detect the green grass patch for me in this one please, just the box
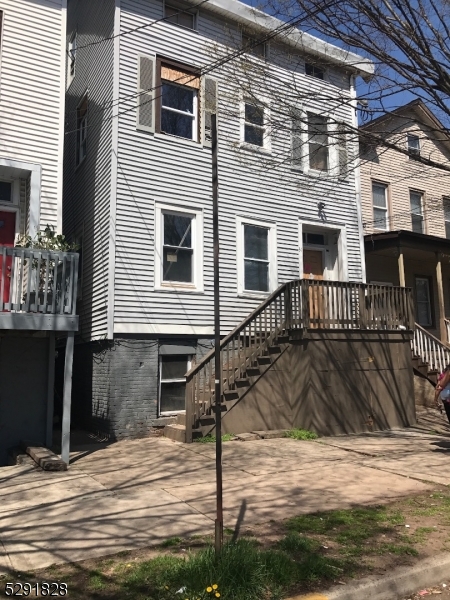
[160,537,182,548]
[194,433,235,443]
[284,429,318,440]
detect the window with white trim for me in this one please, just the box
[155,205,203,290]
[160,354,191,413]
[243,100,266,148]
[410,190,424,233]
[237,218,276,295]
[159,63,199,141]
[407,133,420,157]
[76,95,88,166]
[0,181,12,204]
[372,182,388,230]
[307,112,328,171]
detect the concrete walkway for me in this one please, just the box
[1,408,450,573]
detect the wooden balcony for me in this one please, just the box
[0,246,79,331]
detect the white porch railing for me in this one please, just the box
[412,323,450,375]
[0,247,79,316]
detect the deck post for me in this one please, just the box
[45,332,56,448]
[61,331,75,466]
[436,252,447,343]
[398,245,406,287]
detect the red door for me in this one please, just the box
[0,211,16,305]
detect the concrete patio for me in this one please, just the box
[1,408,450,574]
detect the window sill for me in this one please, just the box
[238,291,272,300]
[155,284,204,294]
[239,143,271,155]
[155,132,203,149]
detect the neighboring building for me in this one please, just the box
[0,1,78,465]
[360,100,450,344]
[64,0,382,440]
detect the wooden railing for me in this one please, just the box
[185,280,413,441]
[412,323,450,375]
[445,318,450,345]
[0,247,79,315]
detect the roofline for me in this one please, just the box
[192,0,374,78]
[364,229,450,252]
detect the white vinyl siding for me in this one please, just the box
[112,0,364,335]
[0,0,66,230]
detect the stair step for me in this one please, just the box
[246,366,261,376]
[257,356,272,365]
[235,378,250,388]
[268,345,282,354]
[199,415,216,425]
[164,424,186,443]
[223,390,240,401]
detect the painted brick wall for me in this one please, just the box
[71,337,214,439]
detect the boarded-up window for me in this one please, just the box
[137,54,156,133]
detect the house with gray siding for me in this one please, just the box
[0,0,78,466]
[64,0,376,439]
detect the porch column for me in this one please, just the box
[61,331,75,466]
[436,252,447,342]
[398,245,406,287]
[45,332,56,448]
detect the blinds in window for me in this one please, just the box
[202,77,218,147]
[137,54,156,132]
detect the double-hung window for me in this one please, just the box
[159,64,199,141]
[407,133,420,157]
[410,190,424,233]
[243,101,266,148]
[305,63,324,80]
[164,2,196,29]
[76,95,88,166]
[242,34,266,58]
[372,183,388,230]
[307,112,328,171]
[155,205,203,290]
[237,218,276,295]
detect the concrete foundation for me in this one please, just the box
[219,331,416,437]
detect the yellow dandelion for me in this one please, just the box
[212,584,218,590]
[206,586,213,593]
[215,593,220,598]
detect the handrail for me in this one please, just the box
[412,322,450,375]
[0,246,79,316]
[187,282,288,378]
[184,279,414,441]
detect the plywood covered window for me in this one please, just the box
[159,63,199,141]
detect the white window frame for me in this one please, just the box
[159,354,192,415]
[304,61,327,81]
[0,178,19,207]
[296,110,338,176]
[372,181,389,231]
[67,31,77,88]
[155,202,203,292]
[240,97,271,152]
[236,216,277,297]
[160,79,198,142]
[163,0,198,30]
[410,190,425,233]
[407,132,421,157]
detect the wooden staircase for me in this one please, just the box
[411,323,450,384]
[164,279,415,443]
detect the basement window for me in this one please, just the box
[159,355,191,414]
